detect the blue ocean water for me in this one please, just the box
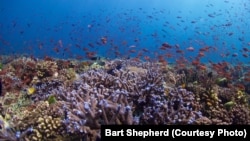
[0,0,249,64]
[0,2,250,138]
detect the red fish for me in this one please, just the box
[101,37,107,44]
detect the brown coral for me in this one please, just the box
[13,101,66,141]
[36,60,58,80]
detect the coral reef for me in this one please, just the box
[0,57,250,140]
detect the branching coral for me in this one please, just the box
[140,86,203,125]
[13,101,67,141]
[37,59,207,140]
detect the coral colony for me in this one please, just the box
[0,56,249,141]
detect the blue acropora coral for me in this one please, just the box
[0,57,249,140]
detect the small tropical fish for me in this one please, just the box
[101,37,107,44]
[58,40,63,48]
[129,45,136,48]
[232,53,238,57]
[242,53,248,58]
[27,87,36,95]
[186,46,194,51]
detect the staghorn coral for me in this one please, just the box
[31,80,63,102]
[42,59,207,140]
[139,85,203,125]
[49,69,134,140]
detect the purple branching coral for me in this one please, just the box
[0,117,33,141]
[159,87,202,124]
[45,59,205,139]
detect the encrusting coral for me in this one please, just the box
[36,60,58,80]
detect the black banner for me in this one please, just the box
[101,125,250,141]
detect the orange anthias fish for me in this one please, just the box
[101,37,107,44]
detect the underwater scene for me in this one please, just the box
[0,0,250,140]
